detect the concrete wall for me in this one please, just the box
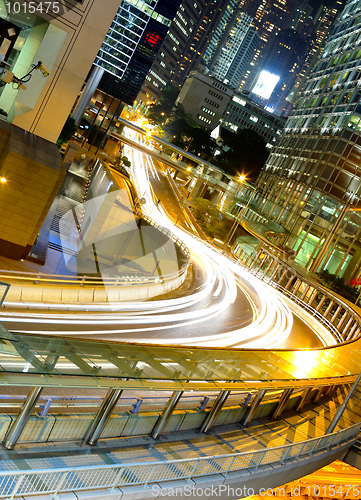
[11,0,121,144]
[4,273,186,306]
[0,123,66,259]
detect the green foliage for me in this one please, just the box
[215,128,269,180]
[113,155,131,176]
[146,85,180,126]
[57,115,77,148]
[317,269,360,305]
[190,197,230,240]
[146,85,216,159]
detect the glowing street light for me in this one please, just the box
[0,177,6,183]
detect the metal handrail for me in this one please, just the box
[236,244,361,345]
[0,422,358,499]
[0,208,189,291]
[0,267,187,287]
[135,208,191,267]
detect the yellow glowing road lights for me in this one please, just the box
[239,175,246,182]
[0,177,6,183]
[146,131,152,137]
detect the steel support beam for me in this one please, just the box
[313,386,326,403]
[300,285,310,301]
[315,295,327,312]
[3,387,43,449]
[151,391,183,440]
[346,322,358,341]
[326,373,361,434]
[295,387,312,412]
[272,389,293,419]
[200,390,230,433]
[241,389,266,427]
[330,306,342,324]
[324,300,335,318]
[83,389,123,446]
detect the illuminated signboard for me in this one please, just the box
[252,70,280,99]
[145,31,161,47]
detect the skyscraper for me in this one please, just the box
[138,0,230,103]
[74,0,182,122]
[248,0,361,282]
[281,1,343,115]
[205,9,258,89]
[251,23,315,115]
[238,0,299,91]
[96,0,182,105]
[171,0,230,89]
[202,0,239,69]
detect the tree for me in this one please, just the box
[146,85,180,126]
[190,198,232,240]
[146,84,216,159]
[57,115,77,148]
[317,269,360,305]
[113,155,131,176]
[187,127,216,160]
[215,128,269,180]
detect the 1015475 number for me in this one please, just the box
[5,2,60,14]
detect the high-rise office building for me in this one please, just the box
[282,1,343,115]
[202,0,239,69]
[74,0,182,122]
[96,0,181,105]
[138,0,230,103]
[247,0,361,282]
[170,0,230,89]
[138,0,218,104]
[238,0,299,91]
[251,24,315,116]
[205,10,258,89]
[302,2,344,83]
[287,0,313,30]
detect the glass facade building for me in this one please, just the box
[244,0,361,282]
[94,0,181,105]
[206,10,258,89]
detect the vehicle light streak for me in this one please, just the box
[0,135,304,348]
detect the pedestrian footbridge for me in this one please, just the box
[0,246,361,499]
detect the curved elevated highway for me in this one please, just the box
[0,133,360,498]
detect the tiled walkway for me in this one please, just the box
[0,385,358,473]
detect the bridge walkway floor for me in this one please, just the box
[0,385,358,472]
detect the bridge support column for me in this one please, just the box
[326,374,361,434]
[83,389,123,446]
[200,390,230,433]
[241,390,266,427]
[273,389,293,419]
[3,387,43,450]
[151,391,183,440]
[295,387,312,412]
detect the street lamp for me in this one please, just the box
[223,180,257,250]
